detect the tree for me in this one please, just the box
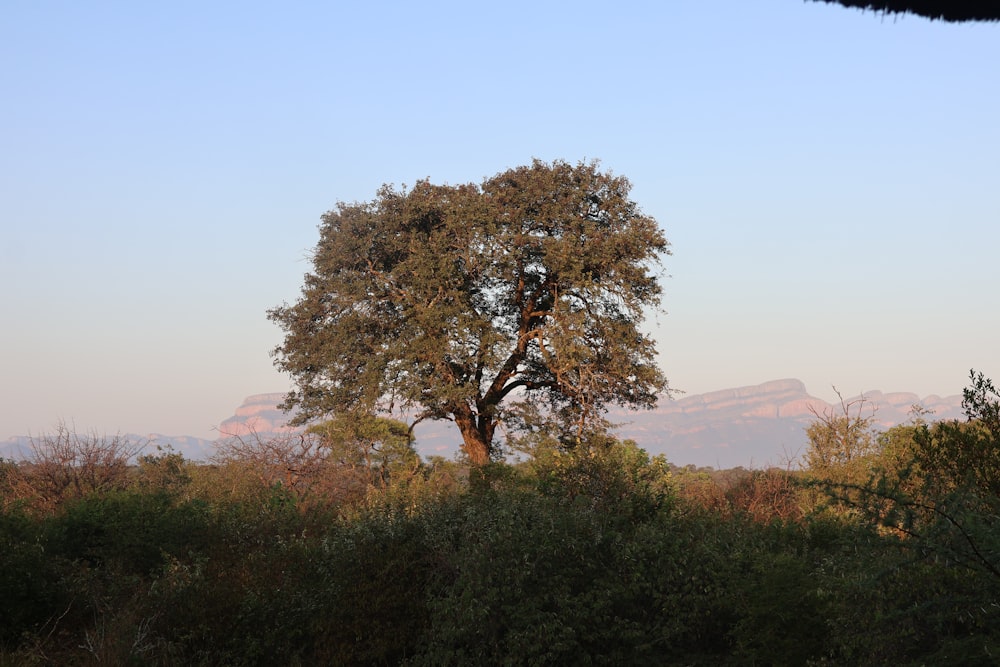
[18,423,144,511]
[853,371,1000,581]
[269,160,670,466]
[915,370,1000,498]
[308,414,420,491]
[804,389,878,485]
[213,429,332,500]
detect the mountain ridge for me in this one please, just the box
[1,380,965,469]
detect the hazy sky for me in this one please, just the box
[2,1,997,441]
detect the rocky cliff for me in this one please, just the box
[216,393,299,438]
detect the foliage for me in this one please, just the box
[15,423,145,512]
[269,159,670,465]
[856,371,1000,582]
[804,390,879,487]
[523,432,675,524]
[914,371,1000,497]
[806,371,1000,663]
[308,414,421,491]
[5,411,1000,664]
[415,489,630,665]
[134,445,192,496]
[43,491,212,576]
[723,468,804,523]
[0,505,67,648]
[0,458,31,513]
[213,430,334,503]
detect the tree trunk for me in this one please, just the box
[453,407,492,467]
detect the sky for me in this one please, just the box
[2,1,998,441]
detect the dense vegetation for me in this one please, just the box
[2,372,999,665]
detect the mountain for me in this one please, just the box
[2,381,965,469]
[216,393,298,438]
[213,381,965,469]
[614,379,964,469]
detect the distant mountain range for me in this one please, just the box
[0,433,219,465]
[617,379,963,469]
[1,380,966,470]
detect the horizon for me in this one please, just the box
[0,375,968,442]
[3,3,997,441]
[1,375,970,470]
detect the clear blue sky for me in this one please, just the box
[2,1,997,440]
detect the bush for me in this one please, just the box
[0,507,69,648]
[44,491,211,576]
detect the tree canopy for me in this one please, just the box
[810,0,1000,22]
[268,160,670,466]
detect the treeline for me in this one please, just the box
[2,376,1000,665]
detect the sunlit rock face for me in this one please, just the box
[216,393,300,438]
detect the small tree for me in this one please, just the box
[134,445,191,496]
[269,160,670,466]
[213,429,331,501]
[308,415,420,491]
[20,423,144,510]
[804,390,878,485]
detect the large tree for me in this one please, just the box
[268,160,670,466]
